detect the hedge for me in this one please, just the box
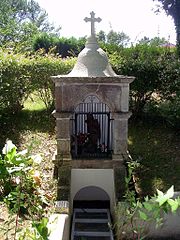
[109,44,180,117]
[0,49,75,113]
[0,45,179,128]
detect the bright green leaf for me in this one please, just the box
[139,210,148,221]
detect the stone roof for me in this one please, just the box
[68,12,117,77]
[68,35,117,77]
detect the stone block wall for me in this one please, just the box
[52,75,134,202]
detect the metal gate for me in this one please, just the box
[71,95,113,159]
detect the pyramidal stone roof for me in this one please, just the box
[68,11,117,77]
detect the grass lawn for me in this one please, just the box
[128,118,180,197]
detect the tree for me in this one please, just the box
[0,0,60,51]
[97,30,106,42]
[26,0,60,34]
[107,30,130,47]
[153,0,180,55]
[138,36,168,46]
[97,30,130,47]
[33,34,85,57]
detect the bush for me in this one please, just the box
[0,140,51,239]
[33,33,85,57]
[159,97,180,129]
[115,161,180,239]
[0,50,32,113]
[0,49,75,113]
[25,52,75,109]
[0,140,46,215]
[110,44,163,115]
[109,44,179,117]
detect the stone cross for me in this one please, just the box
[84,11,102,36]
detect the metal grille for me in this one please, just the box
[71,96,113,159]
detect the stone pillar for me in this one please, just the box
[120,85,129,112]
[112,112,131,161]
[112,112,131,200]
[53,111,72,201]
[54,112,72,161]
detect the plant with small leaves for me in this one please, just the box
[18,217,50,240]
[115,159,180,240]
[0,140,49,239]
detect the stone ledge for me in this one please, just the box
[51,75,135,84]
[48,214,70,240]
[71,159,114,168]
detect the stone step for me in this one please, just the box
[71,208,114,240]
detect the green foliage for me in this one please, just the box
[0,140,46,215]
[54,37,85,58]
[0,49,75,113]
[110,44,163,114]
[33,33,85,57]
[109,43,179,120]
[138,36,168,46]
[158,51,180,98]
[27,52,75,109]
[18,218,50,240]
[158,97,180,128]
[0,140,50,239]
[0,0,60,52]
[0,50,32,113]
[107,30,130,47]
[97,30,130,47]
[115,160,180,239]
[142,51,180,128]
[33,33,58,53]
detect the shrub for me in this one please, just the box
[33,33,85,57]
[115,161,180,239]
[0,140,46,214]
[110,44,163,114]
[0,50,32,113]
[0,49,75,113]
[159,97,180,129]
[109,44,179,117]
[0,140,50,239]
[25,52,75,109]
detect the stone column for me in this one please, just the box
[113,113,129,160]
[120,84,129,112]
[53,111,72,201]
[112,112,131,200]
[54,112,72,161]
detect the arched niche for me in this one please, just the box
[70,95,113,159]
[73,186,110,209]
[74,186,110,201]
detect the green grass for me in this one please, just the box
[24,92,46,111]
[128,119,180,196]
[0,103,55,151]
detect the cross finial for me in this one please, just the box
[84,11,102,36]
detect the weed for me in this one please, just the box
[0,140,49,239]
